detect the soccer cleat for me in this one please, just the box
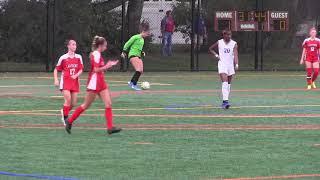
[107,127,122,135]
[65,120,72,134]
[60,109,66,126]
[307,85,312,90]
[312,82,317,89]
[221,101,230,109]
[128,81,141,91]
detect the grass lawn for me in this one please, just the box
[0,72,319,180]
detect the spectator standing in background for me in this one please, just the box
[161,10,175,56]
[194,14,207,50]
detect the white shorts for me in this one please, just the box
[218,62,235,76]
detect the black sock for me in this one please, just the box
[131,71,142,85]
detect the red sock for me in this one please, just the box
[105,108,113,130]
[68,106,85,124]
[306,68,312,85]
[63,106,71,117]
[312,68,319,82]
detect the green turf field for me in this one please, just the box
[1,72,320,180]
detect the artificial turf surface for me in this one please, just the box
[0,72,320,180]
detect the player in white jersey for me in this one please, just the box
[209,29,239,109]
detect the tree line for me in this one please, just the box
[0,0,319,69]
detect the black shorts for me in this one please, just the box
[129,55,141,59]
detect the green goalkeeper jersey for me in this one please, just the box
[123,34,144,58]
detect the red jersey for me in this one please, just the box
[161,17,175,33]
[56,53,83,92]
[302,38,320,62]
[87,51,107,93]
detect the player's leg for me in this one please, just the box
[311,61,319,88]
[227,75,233,98]
[61,90,72,125]
[167,33,173,56]
[162,33,168,56]
[220,73,230,109]
[305,61,313,89]
[129,57,143,91]
[71,92,78,108]
[65,92,96,134]
[99,89,122,135]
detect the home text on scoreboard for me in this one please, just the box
[214,11,289,32]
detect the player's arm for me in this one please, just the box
[234,44,239,70]
[71,56,84,79]
[71,69,83,80]
[54,57,63,87]
[53,68,59,87]
[122,35,137,58]
[209,42,219,59]
[92,53,118,73]
[93,61,119,72]
[300,48,306,65]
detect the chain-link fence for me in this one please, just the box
[0,0,319,72]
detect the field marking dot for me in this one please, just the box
[133,142,154,145]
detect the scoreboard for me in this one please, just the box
[214,11,289,32]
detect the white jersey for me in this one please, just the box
[218,39,237,65]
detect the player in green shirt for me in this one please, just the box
[121,22,150,91]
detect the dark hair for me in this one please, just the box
[91,36,106,51]
[222,29,231,35]
[166,10,172,16]
[140,20,150,32]
[65,39,76,47]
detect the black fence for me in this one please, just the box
[0,0,319,72]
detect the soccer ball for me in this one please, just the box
[141,81,151,90]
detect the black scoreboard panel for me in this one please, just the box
[217,20,231,31]
[237,11,267,22]
[268,11,289,31]
[214,11,289,32]
[214,11,236,31]
[272,20,287,31]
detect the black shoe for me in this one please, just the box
[107,127,122,135]
[65,120,72,134]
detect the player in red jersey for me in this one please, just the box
[53,40,83,125]
[65,36,122,135]
[300,27,320,89]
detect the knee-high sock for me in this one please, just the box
[68,106,85,124]
[105,108,113,130]
[228,83,231,96]
[63,105,72,117]
[131,71,142,85]
[306,68,313,85]
[222,82,229,101]
[312,68,319,82]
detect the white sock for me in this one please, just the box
[222,82,229,101]
[228,83,231,96]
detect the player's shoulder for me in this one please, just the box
[304,37,311,42]
[231,39,237,44]
[75,54,82,59]
[75,54,83,64]
[134,34,142,39]
[92,51,100,57]
[91,51,101,63]
[58,53,69,62]
[316,38,320,42]
[59,53,69,59]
